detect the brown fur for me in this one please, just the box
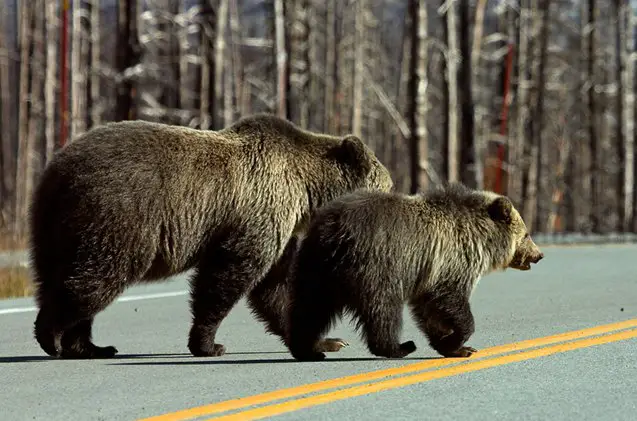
[28,113,393,359]
[285,183,544,361]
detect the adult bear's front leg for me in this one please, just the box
[187,236,277,357]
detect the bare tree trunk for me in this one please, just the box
[115,0,138,121]
[588,0,599,233]
[229,0,244,117]
[214,0,228,127]
[524,0,550,232]
[223,30,234,127]
[471,0,487,84]
[44,0,57,163]
[70,0,88,139]
[29,0,45,171]
[15,1,33,237]
[618,1,634,232]
[445,0,460,182]
[612,0,625,231]
[624,6,636,232]
[511,1,531,208]
[408,0,429,193]
[439,2,450,180]
[546,86,572,233]
[351,0,365,138]
[308,0,321,131]
[90,0,100,127]
[274,0,288,119]
[289,0,310,128]
[458,0,477,188]
[198,0,216,130]
[1,1,17,223]
[324,0,336,132]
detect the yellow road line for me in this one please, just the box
[139,318,637,421]
[207,328,637,421]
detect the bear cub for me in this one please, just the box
[285,183,544,361]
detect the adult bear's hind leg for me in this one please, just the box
[34,277,125,359]
[60,318,118,359]
[34,301,63,357]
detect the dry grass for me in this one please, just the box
[0,231,27,252]
[0,266,33,299]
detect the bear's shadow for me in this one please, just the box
[108,355,437,366]
[0,352,439,365]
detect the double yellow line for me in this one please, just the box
[141,319,637,421]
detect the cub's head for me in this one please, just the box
[486,195,544,271]
[330,134,394,193]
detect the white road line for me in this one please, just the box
[0,290,188,316]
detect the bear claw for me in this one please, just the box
[316,337,349,353]
[443,346,477,358]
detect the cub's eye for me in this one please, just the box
[524,233,530,239]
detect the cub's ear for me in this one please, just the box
[487,196,513,225]
[333,135,372,174]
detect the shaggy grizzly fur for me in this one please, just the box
[28,113,393,359]
[285,183,544,361]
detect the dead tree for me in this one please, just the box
[0,0,17,225]
[458,0,477,188]
[324,0,337,133]
[288,0,310,128]
[617,0,634,232]
[115,0,139,121]
[351,0,366,138]
[70,0,89,139]
[44,0,57,163]
[29,0,45,172]
[273,0,288,119]
[587,0,599,233]
[523,0,551,232]
[198,0,216,129]
[89,0,101,127]
[512,1,532,209]
[443,0,460,183]
[407,0,429,193]
[15,1,34,237]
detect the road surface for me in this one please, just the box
[1,244,636,421]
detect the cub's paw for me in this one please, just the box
[443,346,477,358]
[315,338,350,353]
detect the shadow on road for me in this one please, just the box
[0,355,54,363]
[0,352,191,363]
[107,356,437,366]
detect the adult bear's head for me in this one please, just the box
[328,134,394,194]
[221,113,394,208]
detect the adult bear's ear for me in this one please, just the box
[335,135,372,174]
[487,196,513,225]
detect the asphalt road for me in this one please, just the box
[1,243,636,421]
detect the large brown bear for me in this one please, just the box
[285,183,544,361]
[28,113,393,359]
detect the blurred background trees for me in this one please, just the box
[1,0,637,246]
